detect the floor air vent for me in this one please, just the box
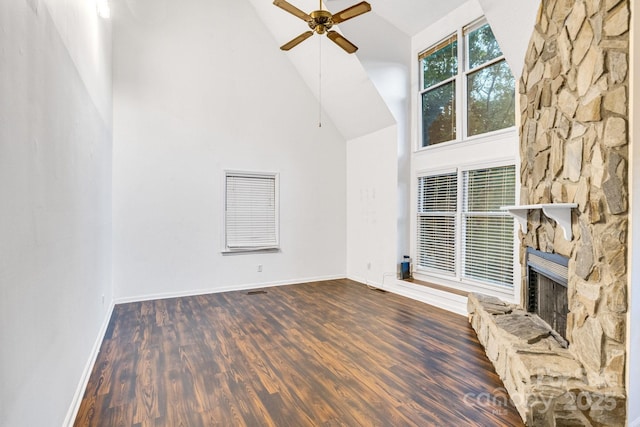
[247,290,268,295]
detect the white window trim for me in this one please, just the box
[416,171,459,276]
[413,158,521,301]
[222,170,280,254]
[418,31,461,149]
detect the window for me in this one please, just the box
[416,165,515,289]
[225,171,279,252]
[417,173,457,275]
[419,20,515,147]
[461,166,516,286]
[420,35,458,146]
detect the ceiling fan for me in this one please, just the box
[273,0,371,54]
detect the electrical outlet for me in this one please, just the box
[257,264,263,272]
[367,262,371,270]
[101,294,105,305]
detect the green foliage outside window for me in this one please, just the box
[419,21,515,147]
[422,82,456,147]
[420,38,458,147]
[467,60,515,136]
[422,39,457,89]
[467,24,502,69]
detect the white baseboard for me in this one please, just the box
[630,415,640,427]
[114,274,345,305]
[63,300,116,427]
[348,275,468,316]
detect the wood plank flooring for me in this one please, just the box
[74,279,524,426]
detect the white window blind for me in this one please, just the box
[225,172,278,250]
[461,165,515,287]
[417,173,457,274]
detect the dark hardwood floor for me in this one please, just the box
[74,279,524,426]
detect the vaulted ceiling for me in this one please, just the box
[248,0,538,140]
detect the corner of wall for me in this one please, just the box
[63,301,115,426]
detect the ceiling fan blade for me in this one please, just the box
[327,31,358,54]
[273,0,312,21]
[280,31,314,50]
[331,1,371,24]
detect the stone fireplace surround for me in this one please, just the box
[467,0,629,425]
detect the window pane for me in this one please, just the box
[418,173,458,212]
[421,38,458,89]
[418,215,456,274]
[417,173,457,275]
[462,165,515,287]
[467,24,503,69]
[467,60,515,137]
[464,167,515,212]
[463,215,514,286]
[226,174,278,249]
[422,82,456,147]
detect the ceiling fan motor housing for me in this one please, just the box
[309,10,333,34]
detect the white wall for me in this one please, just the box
[0,1,113,426]
[362,61,411,258]
[112,0,347,300]
[347,125,399,287]
[44,0,113,124]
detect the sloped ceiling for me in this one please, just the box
[324,0,469,37]
[247,0,398,141]
[249,0,539,140]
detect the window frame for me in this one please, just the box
[223,170,280,253]
[414,160,518,296]
[460,164,516,287]
[416,170,459,276]
[417,17,516,151]
[419,32,462,148]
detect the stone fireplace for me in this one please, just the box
[468,0,629,425]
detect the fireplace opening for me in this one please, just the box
[526,248,569,343]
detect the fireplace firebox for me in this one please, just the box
[526,248,569,342]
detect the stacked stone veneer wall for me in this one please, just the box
[469,0,629,425]
[520,0,628,391]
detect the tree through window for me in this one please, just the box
[419,19,515,147]
[466,23,515,136]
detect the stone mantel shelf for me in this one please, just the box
[500,203,578,240]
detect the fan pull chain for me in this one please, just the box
[318,35,322,128]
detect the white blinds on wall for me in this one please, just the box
[462,166,515,287]
[225,173,278,249]
[417,173,457,274]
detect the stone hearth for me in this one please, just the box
[468,293,625,425]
